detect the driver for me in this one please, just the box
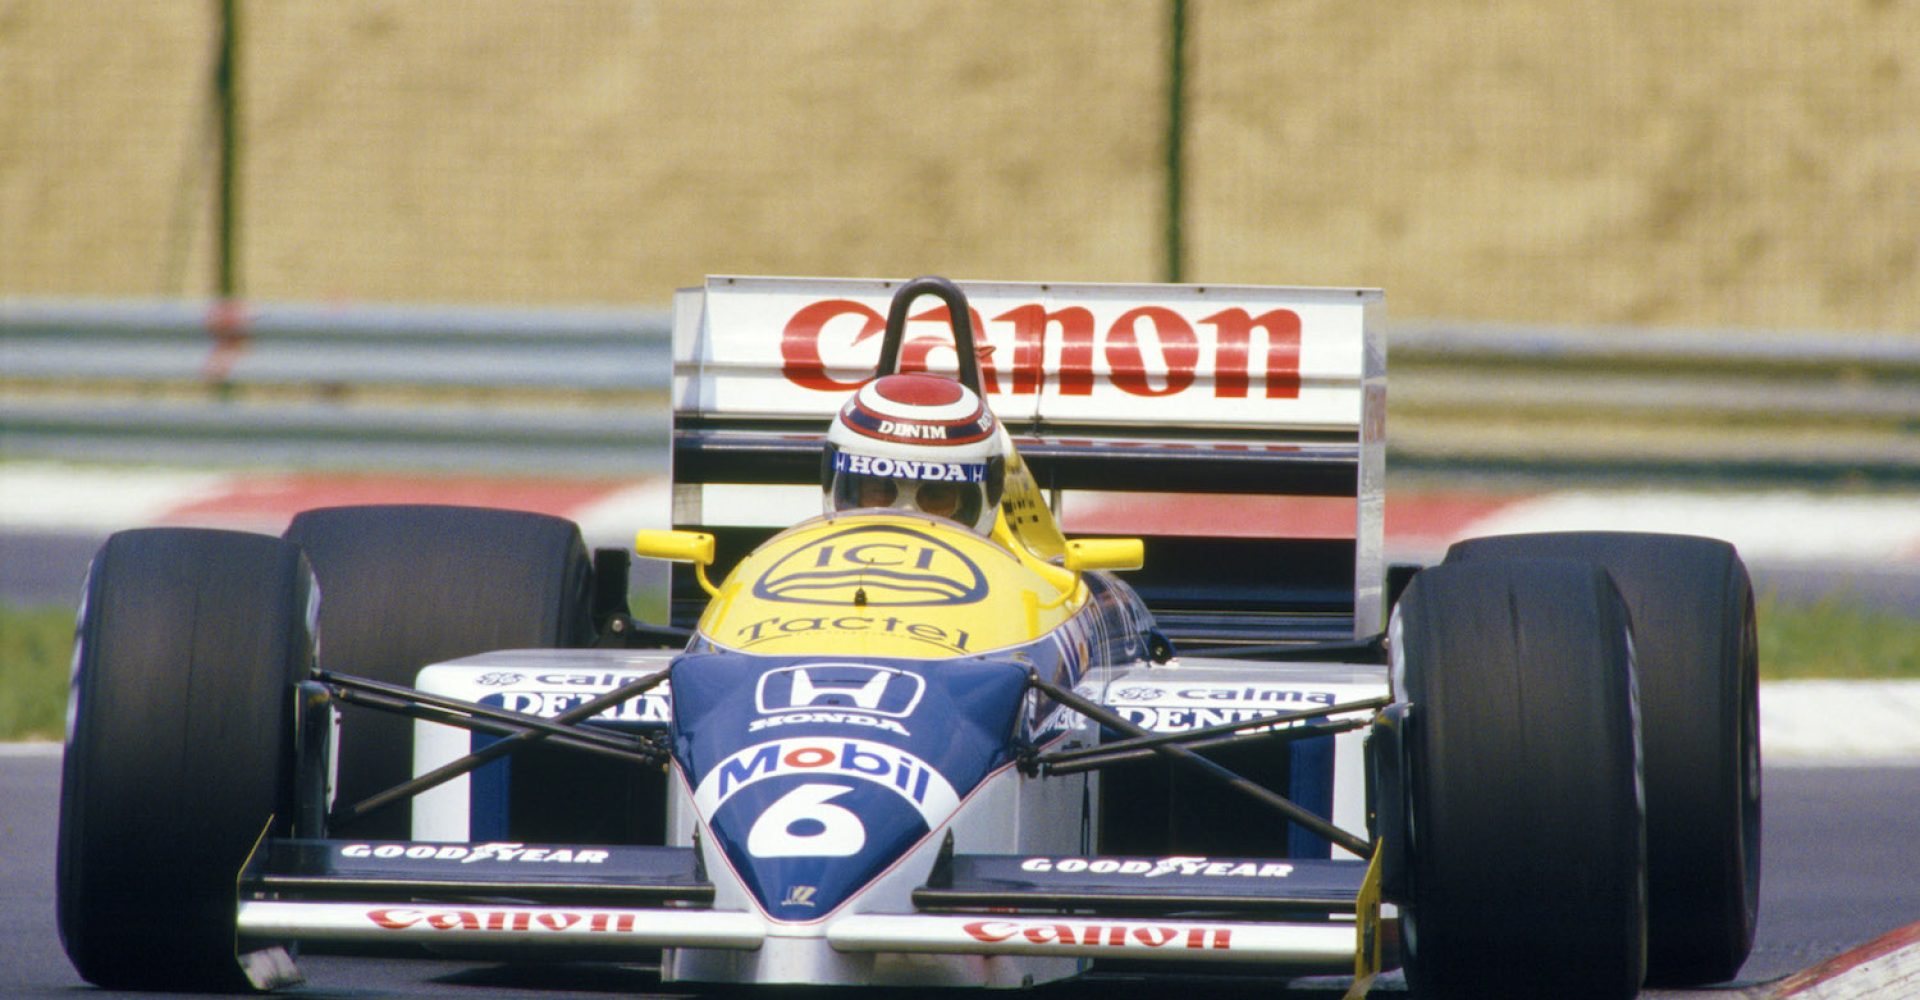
[822,372,1007,534]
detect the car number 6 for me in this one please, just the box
[747,783,867,858]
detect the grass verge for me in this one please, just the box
[1,604,74,742]
[1756,592,1920,680]
[3,594,1917,741]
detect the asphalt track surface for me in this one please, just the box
[3,749,1916,999]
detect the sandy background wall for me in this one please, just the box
[3,0,1915,331]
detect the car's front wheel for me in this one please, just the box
[58,528,315,991]
[1394,557,1646,1000]
[1444,531,1760,984]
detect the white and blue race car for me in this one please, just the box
[58,277,1760,999]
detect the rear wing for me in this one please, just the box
[667,276,1387,640]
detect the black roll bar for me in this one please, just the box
[876,275,985,394]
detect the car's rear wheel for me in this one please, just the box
[1395,558,1645,1000]
[1445,531,1759,984]
[58,528,314,992]
[283,504,596,839]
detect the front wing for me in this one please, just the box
[236,840,1384,977]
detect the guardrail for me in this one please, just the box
[1,300,674,474]
[3,300,1916,483]
[1387,321,1920,484]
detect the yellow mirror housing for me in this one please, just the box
[1062,538,1144,573]
[633,529,716,565]
[633,530,719,596]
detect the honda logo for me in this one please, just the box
[755,664,925,718]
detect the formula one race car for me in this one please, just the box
[58,276,1760,999]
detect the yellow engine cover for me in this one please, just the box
[697,513,1082,659]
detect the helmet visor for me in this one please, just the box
[829,454,986,528]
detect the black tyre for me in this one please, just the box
[58,528,315,991]
[1395,558,1645,1000]
[283,505,595,839]
[1445,531,1759,985]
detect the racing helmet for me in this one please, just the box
[823,373,1006,534]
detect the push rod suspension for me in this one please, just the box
[1041,694,1390,766]
[1176,632,1389,662]
[324,668,671,830]
[1044,715,1375,775]
[320,672,653,757]
[333,693,658,762]
[1025,670,1373,857]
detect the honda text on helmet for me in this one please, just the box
[823,373,1007,534]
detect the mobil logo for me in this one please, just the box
[753,524,987,607]
[694,737,965,922]
[781,296,1305,399]
[756,663,926,719]
[691,738,960,826]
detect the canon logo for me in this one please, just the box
[962,919,1235,951]
[781,299,1302,399]
[367,907,637,933]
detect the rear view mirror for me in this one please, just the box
[1062,538,1144,573]
[633,529,715,565]
[633,529,719,596]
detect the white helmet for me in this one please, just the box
[822,373,1007,534]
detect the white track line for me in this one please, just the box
[0,463,239,533]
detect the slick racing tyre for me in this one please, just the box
[1395,558,1645,1000]
[58,528,315,992]
[1445,532,1760,985]
[284,505,596,840]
